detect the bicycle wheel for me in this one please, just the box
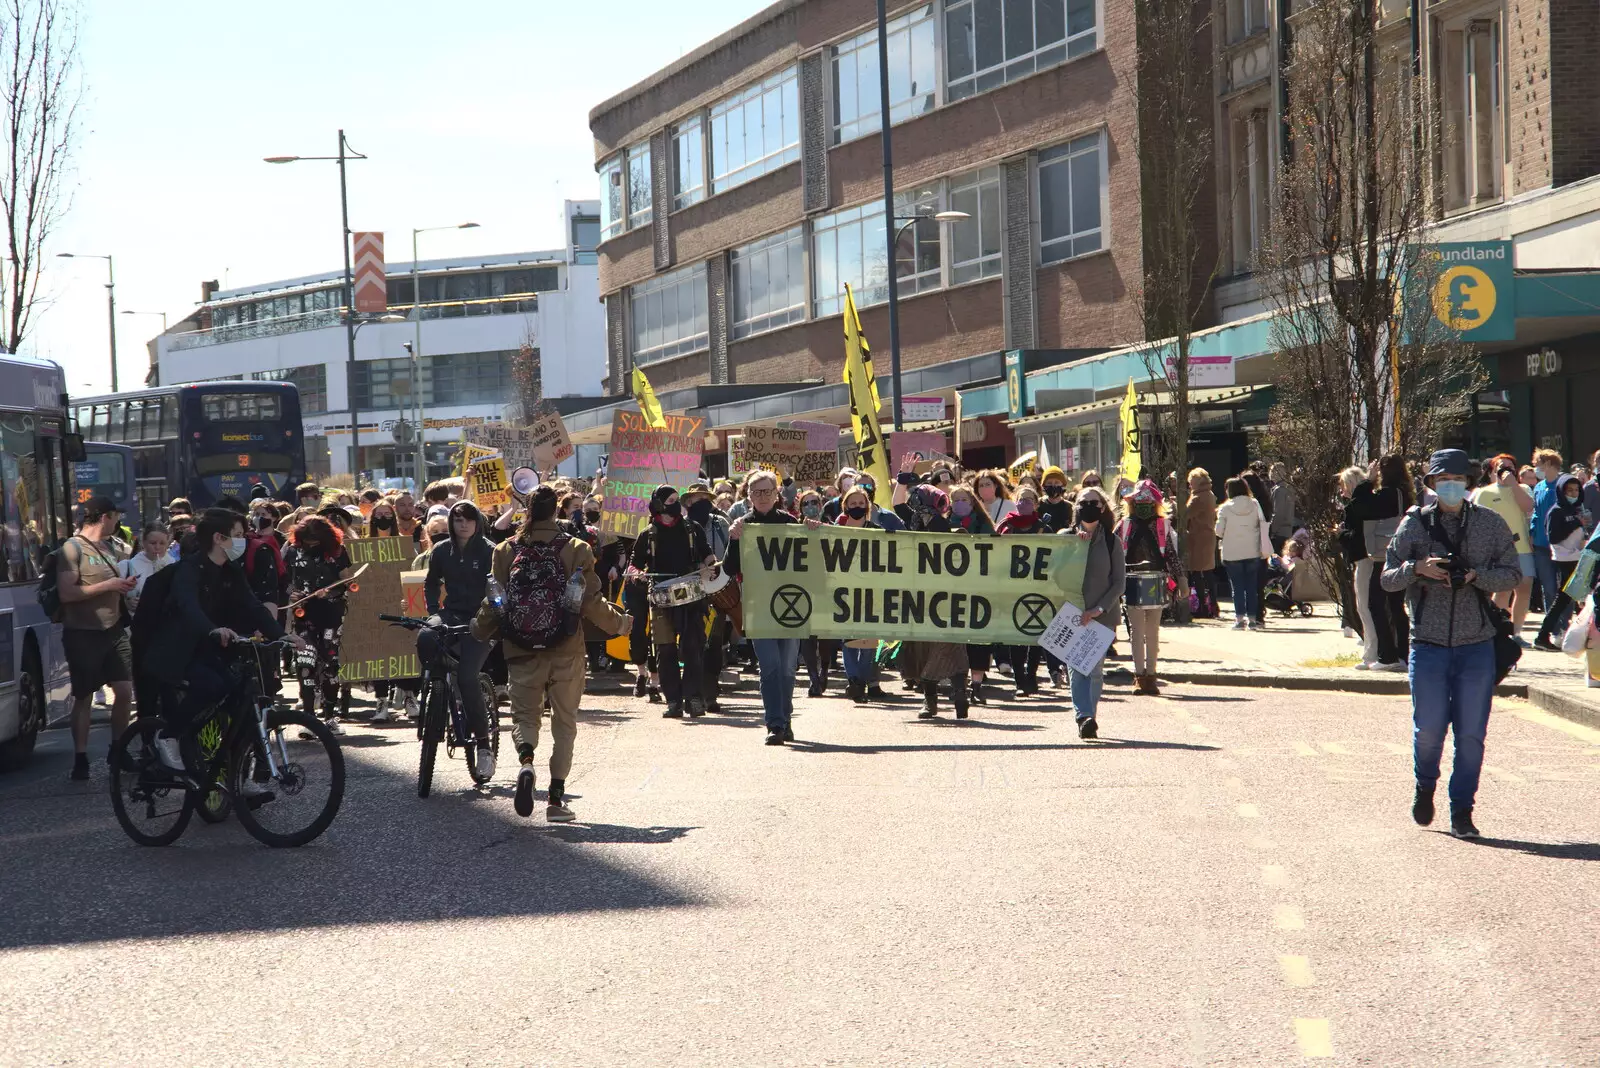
[193,714,232,824]
[108,720,195,847]
[418,682,447,798]
[230,708,345,848]
[465,673,500,786]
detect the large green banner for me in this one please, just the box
[739,528,1087,644]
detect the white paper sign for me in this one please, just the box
[1037,600,1116,674]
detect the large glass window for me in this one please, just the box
[353,359,427,411]
[629,263,709,365]
[948,166,1003,283]
[832,5,939,144]
[945,0,1098,102]
[673,117,705,209]
[626,140,653,228]
[599,154,624,239]
[431,350,514,406]
[709,68,800,195]
[731,227,806,339]
[894,184,943,297]
[812,202,889,317]
[201,392,283,422]
[1037,132,1104,264]
[249,364,328,414]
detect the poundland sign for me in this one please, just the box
[1423,240,1514,341]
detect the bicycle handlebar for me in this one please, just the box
[378,614,471,634]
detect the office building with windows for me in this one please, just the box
[578,0,1167,468]
[147,201,605,480]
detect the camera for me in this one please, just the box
[1439,554,1470,589]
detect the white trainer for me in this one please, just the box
[152,735,186,772]
[475,748,497,781]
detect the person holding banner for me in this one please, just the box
[890,461,971,719]
[976,470,1017,527]
[726,470,810,743]
[997,485,1053,698]
[1065,488,1125,738]
[946,481,1002,706]
[832,484,884,703]
[795,487,839,698]
[629,486,717,719]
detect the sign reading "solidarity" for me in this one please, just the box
[739,528,1087,645]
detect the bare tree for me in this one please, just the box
[1133,0,1219,621]
[504,318,541,424]
[0,0,79,355]
[1260,0,1484,604]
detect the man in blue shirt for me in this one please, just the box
[1530,448,1564,607]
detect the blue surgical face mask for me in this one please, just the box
[1434,480,1469,506]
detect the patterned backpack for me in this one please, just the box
[501,534,577,650]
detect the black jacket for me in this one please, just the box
[1546,474,1585,547]
[1038,497,1074,531]
[1242,473,1273,526]
[632,518,712,580]
[724,507,796,578]
[141,553,282,686]
[1338,481,1374,564]
[425,534,496,624]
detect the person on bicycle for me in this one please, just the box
[283,512,353,734]
[474,485,630,821]
[423,500,497,781]
[140,507,306,771]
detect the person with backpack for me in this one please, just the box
[628,485,716,720]
[1381,449,1520,839]
[473,486,630,822]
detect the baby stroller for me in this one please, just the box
[1263,556,1314,618]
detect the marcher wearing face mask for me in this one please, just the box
[792,489,840,697]
[1063,489,1124,738]
[945,482,1001,704]
[1037,466,1075,530]
[1115,480,1181,696]
[1534,473,1590,650]
[832,486,884,703]
[282,514,354,732]
[629,485,717,719]
[890,456,970,718]
[680,482,734,711]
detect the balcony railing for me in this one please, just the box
[168,295,541,351]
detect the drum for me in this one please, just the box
[710,579,744,633]
[1125,573,1167,607]
[648,565,731,608]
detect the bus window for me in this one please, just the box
[0,415,48,580]
[203,393,282,422]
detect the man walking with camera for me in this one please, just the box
[1382,449,1520,838]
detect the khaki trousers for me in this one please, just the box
[1126,606,1162,675]
[507,650,585,780]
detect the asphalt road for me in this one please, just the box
[2,672,1598,1067]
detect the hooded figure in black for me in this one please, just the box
[420,500,496,746]
[1536,473,1589,648]
[629,484,715,717]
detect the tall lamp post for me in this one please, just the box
[880,210,968,429]
[55,252,117,391]
[265,130,369,477]
[411,222,479,486]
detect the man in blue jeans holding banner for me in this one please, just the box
[1382,449,1520,839]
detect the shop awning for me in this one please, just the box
[1007,396,1121,429]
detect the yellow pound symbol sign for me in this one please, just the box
[1432,265,1497,332]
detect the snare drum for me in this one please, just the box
[709,579,744,632]
[648,566,732,608]
[1124,573,1167,607]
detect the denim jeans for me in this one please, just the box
[1531,544,1558,606]
[1069,664,1104,722]
[1408,639,1495,808]
[753,638,800,730]
[841,645,873,681]
[1223,559,1259,620]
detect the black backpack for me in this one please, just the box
[36,545,64,623]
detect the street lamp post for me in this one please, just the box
[56,253,117,391]
[266,130,369,479]
[120,309,168,332]
[411,222,479,488]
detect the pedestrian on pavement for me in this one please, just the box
[1471,454,1535,645]
[1534,473,1590,650]
[630,485,716,720]
[1529,448,1564,609]
[58,497,138,780]
[1581,451,1600,534]
[1350,454,1414,671]
[1184,469,1218,619]
[1381,448,1519,839]
[1215,478,1268,630]
[1116,480,1180,694]
[474,485,631,822]
[946,480,1001,705]
[1064,487,1124,739]
[1268,462,1298,546]
[1337,466,1380,666]
[727,470,809,744]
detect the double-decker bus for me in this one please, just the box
[0,355,77,770]
[76,442,140,529]
[71,381,306,516]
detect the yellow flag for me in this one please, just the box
[631,366,668,430]
[841,284,892,509]
[1119,378,1141,482]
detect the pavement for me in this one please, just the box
[3,674,1599,1066]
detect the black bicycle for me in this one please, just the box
[379,615,499,798]
[110,638,346,848]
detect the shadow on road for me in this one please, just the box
[786,738,1220,755]
[0,737,702,951]
[1460,836,1600,861]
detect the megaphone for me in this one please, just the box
[509,466,540,501]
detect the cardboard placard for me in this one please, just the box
[467,414,574,471]
[889,431,947,472]
[401,569,428,617]
[792,451,838,483]
[469,457,511,509]
[600,410,704,541]
[741,425,808,469]
[790,420,841,452]
[1036,600,1116,673]
[336,537,423,683]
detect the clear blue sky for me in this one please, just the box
[38,0,770,394]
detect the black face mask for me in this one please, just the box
[845,505,869,520]
[1045,484,1065,497]
[1077,502,1103,525]
[584,509,601,523]
[687,499,712,523]
[664,501,683,519]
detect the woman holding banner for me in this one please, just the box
[1065,488,1125,738]
[998,485,1053,698]
[891,458,971,720]
[947,482,1001,706]
[833,484,883,703]
[727,470,809,745]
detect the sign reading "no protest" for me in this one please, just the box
[739,528,1087,645]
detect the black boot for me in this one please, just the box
[847,678,867,704]
[1412,783,1435,826]
[1450,805,1480,839]
[951,676,969,719]
[919,681,938,718]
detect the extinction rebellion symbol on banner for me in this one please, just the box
[771,585,812,629]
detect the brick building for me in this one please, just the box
[579,0,1179,467]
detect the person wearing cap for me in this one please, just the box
[628,485,716,719]
[1381,448,1520,839]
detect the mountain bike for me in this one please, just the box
[110,638,345,848]
[379,615,499,798]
